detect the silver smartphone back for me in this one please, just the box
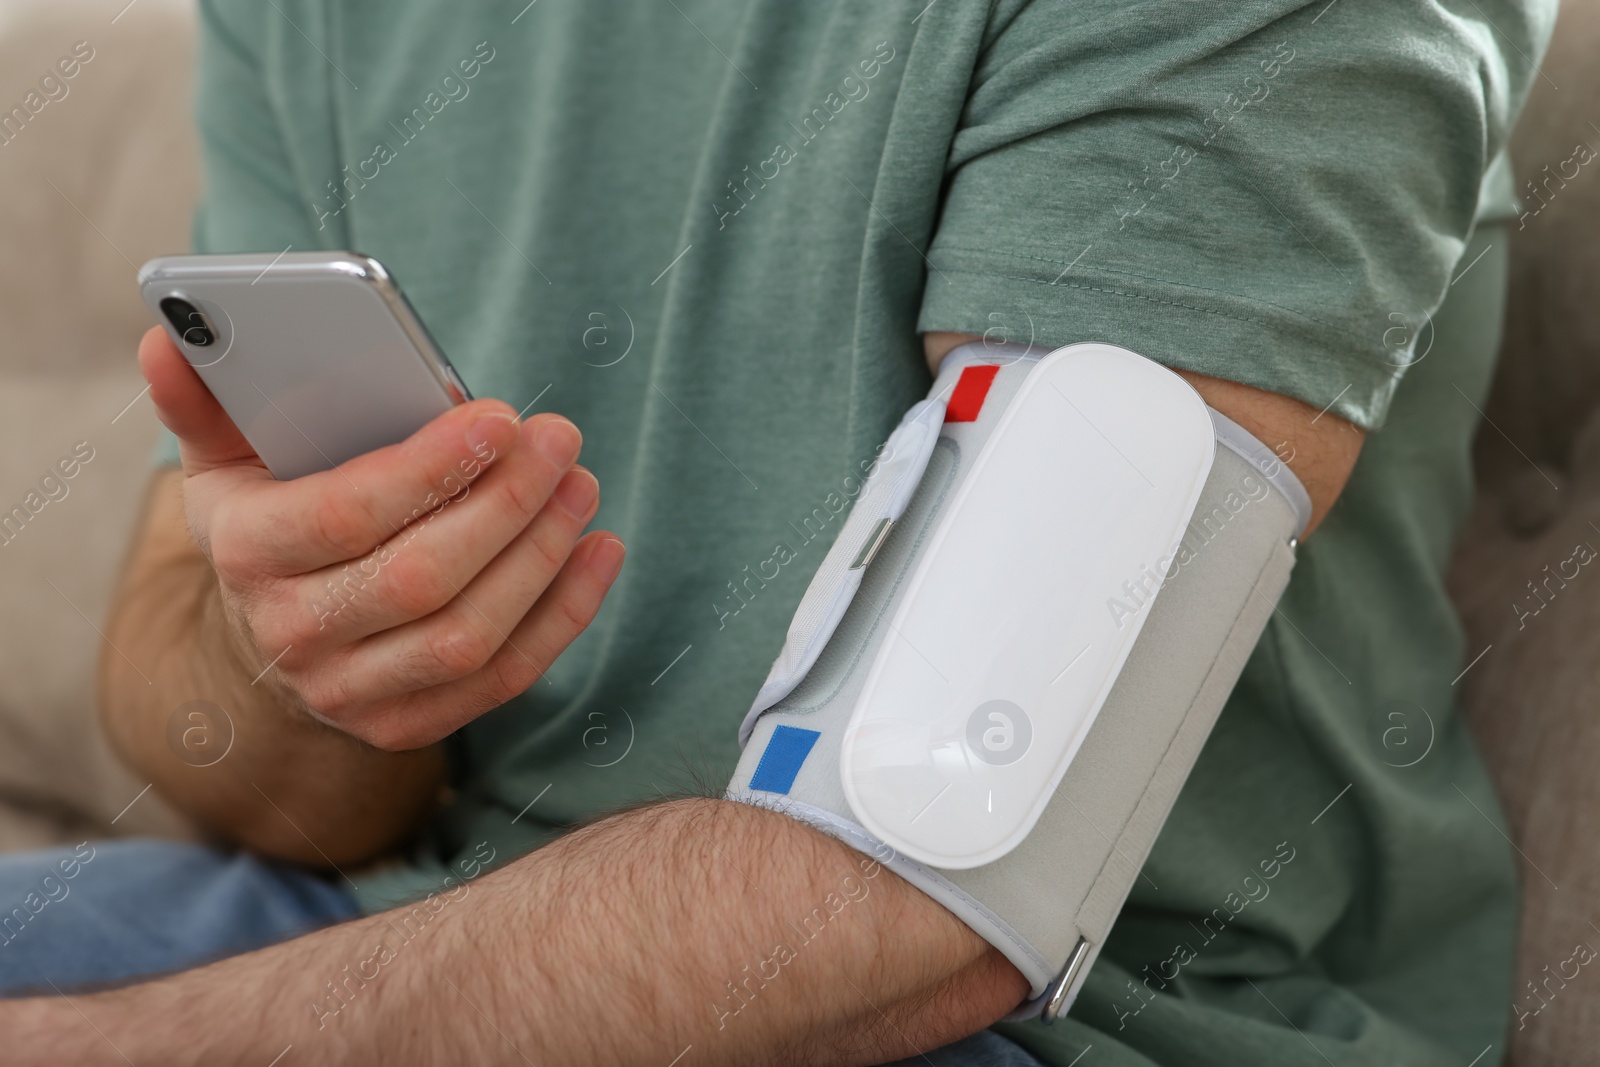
[138,252,471,481]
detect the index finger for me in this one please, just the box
[197,399,529,573]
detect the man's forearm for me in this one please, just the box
[99,469,447,866]
[14,798,1025,1066]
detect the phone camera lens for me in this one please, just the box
[159,296,215,348]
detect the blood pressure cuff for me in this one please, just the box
[725,341,1310,1021]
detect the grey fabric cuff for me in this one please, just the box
[727,342,1302,1020]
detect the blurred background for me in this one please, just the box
[0,0,197,851]
[0,0,1595,1061]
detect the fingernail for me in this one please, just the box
[465,412,518,457]
[553,469,599,519]
[594,537,626,581]
[532,417,582,466]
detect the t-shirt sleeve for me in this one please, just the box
[917,0,1555,429]
[153,0,325,468]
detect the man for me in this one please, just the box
[0,0,1553,1063]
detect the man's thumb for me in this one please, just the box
[138,326,263,474]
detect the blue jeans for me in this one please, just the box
[0,839,1045,1066]
[0,839,357,995]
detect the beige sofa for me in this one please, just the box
[0,0,198,848]
[0,0,1593,1062]
[1447,3,1600,1062]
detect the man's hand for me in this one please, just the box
[139,326,620,749]
[99,329,625,863]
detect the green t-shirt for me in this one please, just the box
[180,1,1553,1063]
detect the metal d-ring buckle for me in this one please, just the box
[1041,936,1093,1024]
[849,517,895,571]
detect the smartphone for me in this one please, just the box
[138,251,472,481]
